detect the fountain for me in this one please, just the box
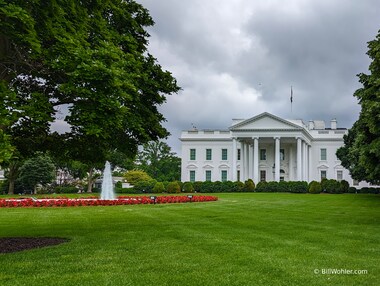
[100,161,116,200]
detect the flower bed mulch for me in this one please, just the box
[0,195,218,208]
[0,237,69,253]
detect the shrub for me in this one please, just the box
[166,181,181,193]
[220,181,234,192]
[55,186,79,194]
[182,182,194,193]
[324,179,342,194]
[199,181,214,193]
[232,181,245,192]
[193,181,203,193]
[289,181,308,193]
[133,179,157,193]
[153,182,165,193]
[348,187,357,193]
[340,180,349,193]
[308,181,322,194]
[244,179,255,192]
[255,181,268,192]
[124,170,152,185]
[321,178,328,191]
[116,188,137,194]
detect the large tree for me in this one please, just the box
[136,141,181,181]
[337,29,380,184]
[18,153,55,194]
[0,1,179,192]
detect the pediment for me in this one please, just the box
[230,112,302,130]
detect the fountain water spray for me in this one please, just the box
[100,161,116,200]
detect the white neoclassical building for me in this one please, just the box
[180,112,367,187]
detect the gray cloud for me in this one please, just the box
[139,0,380,154]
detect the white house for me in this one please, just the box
[180,112,368,187]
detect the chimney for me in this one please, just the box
[308,120,314,130]
[331,119,337,130]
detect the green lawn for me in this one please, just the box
[0,193,379,286]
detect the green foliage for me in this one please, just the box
[0,0,180,177]
[55,186,79,194]
[135,141,181,181]
[166,181,181,193]
[152,182,165,193]
[124,170,152,185]
[133,179,157,193]
[337,30,380,184]
[323,179,343,194]
[232,181,245,192]
[255,181,268,192]
[340,180,350,193]
[255,181,308,193]
[348,187,357,193]
[308,181,322,194]
[243,179,255,192]
[17,153,55,192]
[182,182,194,193]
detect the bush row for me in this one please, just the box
[7,179,376,194]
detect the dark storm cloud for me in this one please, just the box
[138,0,380,153]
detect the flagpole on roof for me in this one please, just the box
[290,86,293,113]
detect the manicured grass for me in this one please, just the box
[0,193,379,285]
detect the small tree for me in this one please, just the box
[166,181,181,193]
[182,182,194,193]
[152,182,165,193]
[308,181,322,194]
[18,154,55,194]
[244,179,255,192]
[124,170,152,185]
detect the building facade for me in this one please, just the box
[180,112,367,187]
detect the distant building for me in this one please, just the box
[180,112,370,187]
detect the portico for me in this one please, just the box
[234,136,310,182]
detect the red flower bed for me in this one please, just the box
[0,195,218,208]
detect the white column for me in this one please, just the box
[248,143,253,179]
[244,142,249,180]
[253,137,259,183]
[274,137,280,182]
[308,145,312,182]
[303,142,307,181]
[232,137,237,181]
[289,145,293,181]
[296,137,302,181]
[240,141,245,181]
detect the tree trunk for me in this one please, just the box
[87,167,93,193]
[7,161,21,195]
[8,179,14,195]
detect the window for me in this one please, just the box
[222,149,228,160]
[206,149,212,160]
[260,170,266,182]
[353,179,359,186]
[337,170,343,182]
[237,170,240,182]
[221,170,228,182]
[237,149,241,160]
[260,149,266,160]
[321,170,327,180]
[189,170,195,182]
[190,149,196,160]
[280,149,285,160]
[320,148,327,161]
[205,170,212,181]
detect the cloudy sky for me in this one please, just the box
[137,0,380,154]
